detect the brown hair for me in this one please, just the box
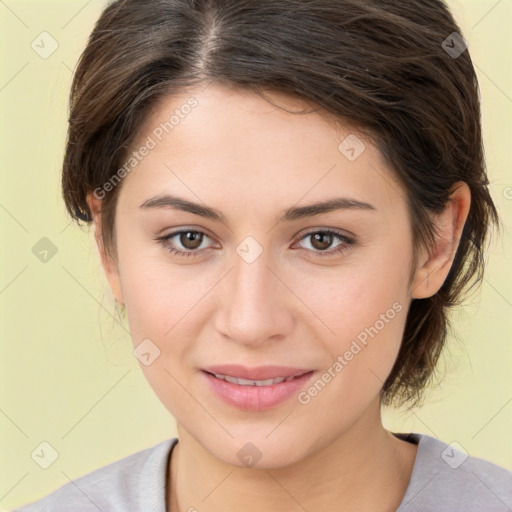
[62,0,499,409]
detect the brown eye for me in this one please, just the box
[296,229,355,258]
[309,232,334,251]
[157,229,213,257]
[179,231,203,250]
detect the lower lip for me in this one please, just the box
[201,370,315,411]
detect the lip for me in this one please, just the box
[200,366,316,412]
[202,364,313,381]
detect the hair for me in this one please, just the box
[62,0,499,409]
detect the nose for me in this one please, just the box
[213,242,295,347]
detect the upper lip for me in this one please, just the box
[202,365,314,381]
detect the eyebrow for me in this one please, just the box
[139,194,376,224]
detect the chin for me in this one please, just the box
[195,428,312,470]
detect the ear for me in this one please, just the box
[86,193,125,305]
[411,182,471,299]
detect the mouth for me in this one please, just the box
[201,364,314,381]
[204,372,305,386]
[200,365,316,411]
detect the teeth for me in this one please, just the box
[213,373,290,386]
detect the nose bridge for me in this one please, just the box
[215,238,293,344]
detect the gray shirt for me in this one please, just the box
[12,432,512,511]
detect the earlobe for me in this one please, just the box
[411,182,471,299]
[86,193,125,306]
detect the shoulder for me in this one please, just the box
[397,432,512,512]
[12,438,177,512]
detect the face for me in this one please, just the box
[98,83,420,467]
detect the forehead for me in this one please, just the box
[120,83,406,217]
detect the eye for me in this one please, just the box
[294,229,355,258]
[156,228,355,259]
[156,229,215,258]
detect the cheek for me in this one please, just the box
[290,246,410,394]
[118,259,200,414]
[120,273,170,345]
[295,285,407,437]
[295,247,410,342]
[116,236,198,343]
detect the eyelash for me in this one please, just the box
[156,229,355,259]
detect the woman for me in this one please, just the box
[14,0,512,511]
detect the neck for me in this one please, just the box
[168,397,417,512]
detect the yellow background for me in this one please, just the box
[1,0,511,509]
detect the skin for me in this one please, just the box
[87,82,470,512]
